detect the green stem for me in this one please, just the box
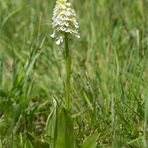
[65,33,71,110]
[0,60,3,95]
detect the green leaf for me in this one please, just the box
[55,108,75,148]
[45,100,75,148]
[80,132,99,148]
[0,139,2,148]
[24,139,33,148]
[45,99,57,148]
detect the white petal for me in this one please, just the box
[56,39,61,45]
[76,34,80,38]
[50,33,55,38]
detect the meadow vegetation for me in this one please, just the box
[0,0,148,147]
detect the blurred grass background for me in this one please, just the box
[0,0,148,147]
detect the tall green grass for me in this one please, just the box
[0,0,148,147]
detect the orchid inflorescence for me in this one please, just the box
[51,0,80,45]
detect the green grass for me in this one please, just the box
[0,0,148,147]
